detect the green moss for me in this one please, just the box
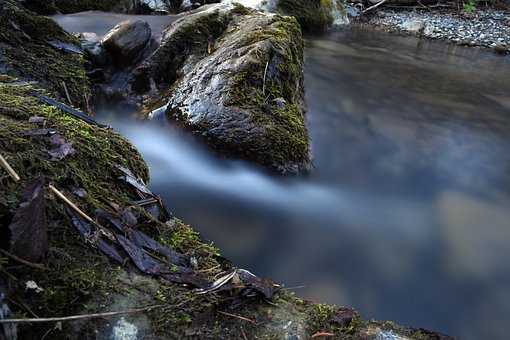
[276,0,334,32]
[142,7,232,86]
[226,16,309,170]
[0,0,90,106]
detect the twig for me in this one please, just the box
[0,305,165,324]
[62,81,73,106]
[218,311,256,324]
[311,332,335,338]
[241,327,248,340]
[49,185,115,241]
[0,153,20,182]
[83,93,91,115]
[262,61,269,95]
[362,0,388,13]
[0,249,47,271]
[49,185,94,224]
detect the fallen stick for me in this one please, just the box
[218,311,256,324]
[262,61,269,95]
[49,184,115,240]
[0,249,47,271]
[62,81,73,106]
[0,305,165,324]
[311,332,335,338]
[363,0,389,13]
[0,153,20,182]
[49,184,94,224]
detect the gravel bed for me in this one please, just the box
[363,8,510,52]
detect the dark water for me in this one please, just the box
[52,11,176,40]
[53,14,510,340]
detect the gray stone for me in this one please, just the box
[101,20,152,66]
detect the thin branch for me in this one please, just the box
[218,311,256,324]
[62,81,73,106]
[0,305,165,324]
[49,184,94,224]
[262,61,269,95]
[0,249,47,271]
[311,332,335,338]
[49,184,115,241]
[363,0,388,13]
[0,153,20,182]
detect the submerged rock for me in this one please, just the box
[135,4,310,173]
[101,20,152,67]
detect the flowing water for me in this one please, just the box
[53,14,510,340]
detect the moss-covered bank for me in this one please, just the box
[0,0,89,106]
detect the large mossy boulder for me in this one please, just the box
[134,4,310,174]
[276,0,335,32]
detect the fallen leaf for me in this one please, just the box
[116,165,153,197]
[47,135,75,161]
[67,209,125,264]
[116,234,164,275]
[8,177,48,263]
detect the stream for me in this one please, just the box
[53,13,510,340]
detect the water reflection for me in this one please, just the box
[52,11,176,40]
[86,25,510,340]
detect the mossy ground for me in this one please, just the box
[276,0,334,33]
[0,0,90,107]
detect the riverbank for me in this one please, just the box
[356,6,510,53]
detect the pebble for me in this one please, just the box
[365,8,510,53]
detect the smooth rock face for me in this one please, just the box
[135,4,310,173]
[101,20,152,66]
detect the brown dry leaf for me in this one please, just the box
[8,177,48,263]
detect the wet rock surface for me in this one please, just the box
[135,4,311,173]
[101,19,152,66]
[364,9,510,52]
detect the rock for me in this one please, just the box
[134,4,310,173]
[401,18,426,33]
[78,32,109,66]
[101,20,152,67]
[276,0,334,32]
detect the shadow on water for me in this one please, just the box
[53,13,510,340]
